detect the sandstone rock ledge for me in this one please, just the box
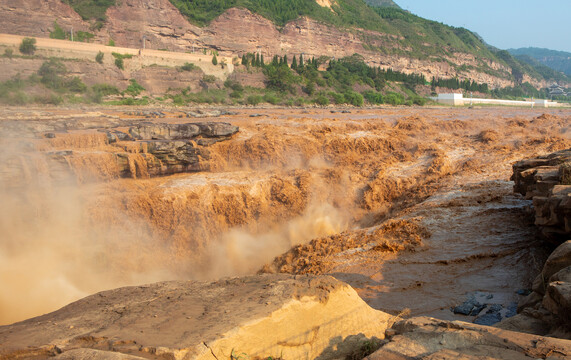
[511,148,571,241]
[2,275,571,360]
[0,275,391,360]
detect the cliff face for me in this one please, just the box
[0,0,529,88]
[0,0,90,37]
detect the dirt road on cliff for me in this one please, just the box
[0,105,570,327]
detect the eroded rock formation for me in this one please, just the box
[511,148,571,240]
[506,148,571,338]
[0,112,239,183]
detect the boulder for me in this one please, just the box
[367,316,571,360]
[543,281,571,323]
[543,240,571,280]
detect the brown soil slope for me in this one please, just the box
[0,0,526,87]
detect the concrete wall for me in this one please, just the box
[433,93,564,108]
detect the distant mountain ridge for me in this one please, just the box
[363,0,401,8]
[508,47,571,77]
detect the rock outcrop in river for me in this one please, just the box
[0,111,239,183]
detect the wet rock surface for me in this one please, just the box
[451,292,517,326]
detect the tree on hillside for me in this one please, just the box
[19,37,37,55]
[38,58,67,88]
[291,55,297,70]
[96,51,104,64]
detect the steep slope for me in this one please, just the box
[0,0,562,88]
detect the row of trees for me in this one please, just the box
[431,77,489,93]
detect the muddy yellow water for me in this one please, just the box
[0,106,569,325]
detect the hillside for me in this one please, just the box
[0,0,568,93]
[509,47,571,77]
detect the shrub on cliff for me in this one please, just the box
[124,79,145,97]
[19,37,36,55]
[179,62,198,71]
[343,91,364,107]
[212,54,218,66]
[313,94,329,106]
[115,58,124,70]
[95,51,104,64]
[38,59,67,89]
[246,95,263,105]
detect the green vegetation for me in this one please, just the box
[0,58,109,105]
[96,51,104,64]
[165,52,433,107]
[50,21,67,40]
[202,75,217,83]
[19,37,36,55]
[431,77,489,93]
[62,0,115,23]
[364,0,400,8]
[512,54,570,84]
[3,49,13,58]
[115,58,124,69]
[124,79,145,97]
[112,52,133,70]
[212,53,218,65]
[50,21,96,42]
[178,62,199,71]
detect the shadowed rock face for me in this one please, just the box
[504,149,571,339]
[0,275,392,360]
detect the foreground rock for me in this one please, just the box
[2,275,570,360]
[370,316,571,360]
[0,275,392,360]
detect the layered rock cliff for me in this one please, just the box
[506,147,571,338]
